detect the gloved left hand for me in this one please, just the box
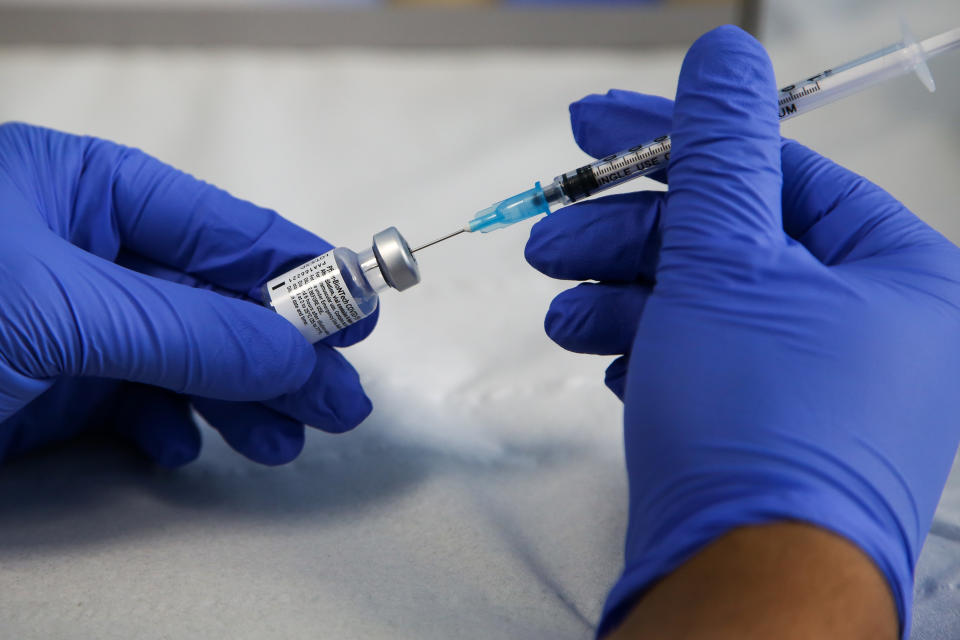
[0,123,378,467]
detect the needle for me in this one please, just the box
[411,227,469,254]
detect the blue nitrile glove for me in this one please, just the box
[525,26,960,638]
[0,123,377,467]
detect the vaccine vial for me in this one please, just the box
[262,227,420,343]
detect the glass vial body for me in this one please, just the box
[261,246,387,344]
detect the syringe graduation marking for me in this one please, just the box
[779,80,822,106]
[594,141,671,178]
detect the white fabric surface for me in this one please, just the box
[0,1,959,637]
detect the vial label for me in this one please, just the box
[265,251,364,342]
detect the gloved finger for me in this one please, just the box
[545,282,651,355]
[116,249,244,296]
[780,140,937,265]
[525,191,663,283]
[661,26,784,265]
[113,384,201,469]
[117,249,378,348]
[605,355,630,401]
[192,397,305,466]
[570,90,673,184]
[263,344,372,434]
[36,249,318,401]
[0,377,117,460]
[117,251,372,431]
[62,130,369,320]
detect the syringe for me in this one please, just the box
[264,27,960,345]
[414,25,960,248]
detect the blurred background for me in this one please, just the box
[0,1,958,639]
[0,0,758,47]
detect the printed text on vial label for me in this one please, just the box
[267,252,362,341]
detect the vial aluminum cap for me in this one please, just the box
[372,227,421,292]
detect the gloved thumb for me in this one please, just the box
[661,26,783,264]
[46,250,317,401]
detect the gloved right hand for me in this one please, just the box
[0,123,377,467]
[526,26,960,638]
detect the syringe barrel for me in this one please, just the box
[777,41,926,122]
[551,39,932,205]
[552,136,671,205]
